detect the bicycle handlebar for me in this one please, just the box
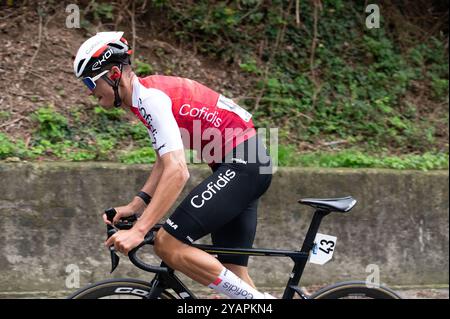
[104,208,168,274]
[128,232,169,273]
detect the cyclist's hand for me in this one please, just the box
[102,205,136,225]
[105,228,144,255]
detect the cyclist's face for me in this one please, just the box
[91,77,115,108]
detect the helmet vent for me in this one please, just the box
[109,43,125,50]
[77,59,86,74]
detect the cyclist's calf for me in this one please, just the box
[153,228,225,286]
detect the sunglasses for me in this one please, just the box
[82,70,109,91]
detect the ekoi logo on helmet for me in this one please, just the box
[91,48,113,71]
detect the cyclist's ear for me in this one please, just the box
[109,66,121,81]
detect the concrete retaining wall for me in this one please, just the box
[0,162,448,298]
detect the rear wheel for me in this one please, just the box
[310,281,401,299]
[67,279,176,299]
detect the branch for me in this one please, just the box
[0,116,26,129]
[309,0,320,75]
[124,0,136,62]
[131,0,136,63]
[309,0,322,109]
[237,0,262,23]
[254,0,293,111]
[22,8,43,79]
[296,0,301,26]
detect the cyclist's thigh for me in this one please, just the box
[211,199,258,267]
[162,162,258,245]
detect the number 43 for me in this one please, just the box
[319,240,335,254]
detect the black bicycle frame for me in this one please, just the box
[137,209,330,300]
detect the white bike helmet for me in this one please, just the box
[74,32,132,107]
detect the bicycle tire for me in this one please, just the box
[67,278,177,299]
[309,281,401,299]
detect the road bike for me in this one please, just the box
[68,196,401,299]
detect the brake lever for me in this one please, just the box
[105,208,120,273]
[104,208,147,273]
[110,247,120,273]
[107,224,120,273]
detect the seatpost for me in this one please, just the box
[300,209,330,253]
[282,209,330,299]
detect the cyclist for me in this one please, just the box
[73,32,274,299]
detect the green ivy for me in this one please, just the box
[155,0,448,154]
[31,105,70,143]
[134,59,154,76]
[0,133,16,159]
[118,147,156,164]
[278,147,449,171]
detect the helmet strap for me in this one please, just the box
[102,64,123,107]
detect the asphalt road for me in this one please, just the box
[1,287,448,299]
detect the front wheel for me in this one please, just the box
[309,281,402,299]
[67,278,176,299]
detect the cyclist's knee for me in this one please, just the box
[153,228,183,261]
[153,229,168,258]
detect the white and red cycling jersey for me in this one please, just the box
[130,75,256,164]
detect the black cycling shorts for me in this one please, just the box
[162,134,272,266]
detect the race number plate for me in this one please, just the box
[217,95,252,122]
[308,233,337,265]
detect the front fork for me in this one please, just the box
[145,274,166,299]
[145,262,197,299]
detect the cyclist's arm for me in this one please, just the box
[128,153,163,213]
[134,149,189,235]
[131,88,188,234]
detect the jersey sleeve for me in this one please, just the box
[139,89,184,156]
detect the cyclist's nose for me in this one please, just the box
[86,89,93,96]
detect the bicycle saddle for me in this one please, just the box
[298,196,357,213]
